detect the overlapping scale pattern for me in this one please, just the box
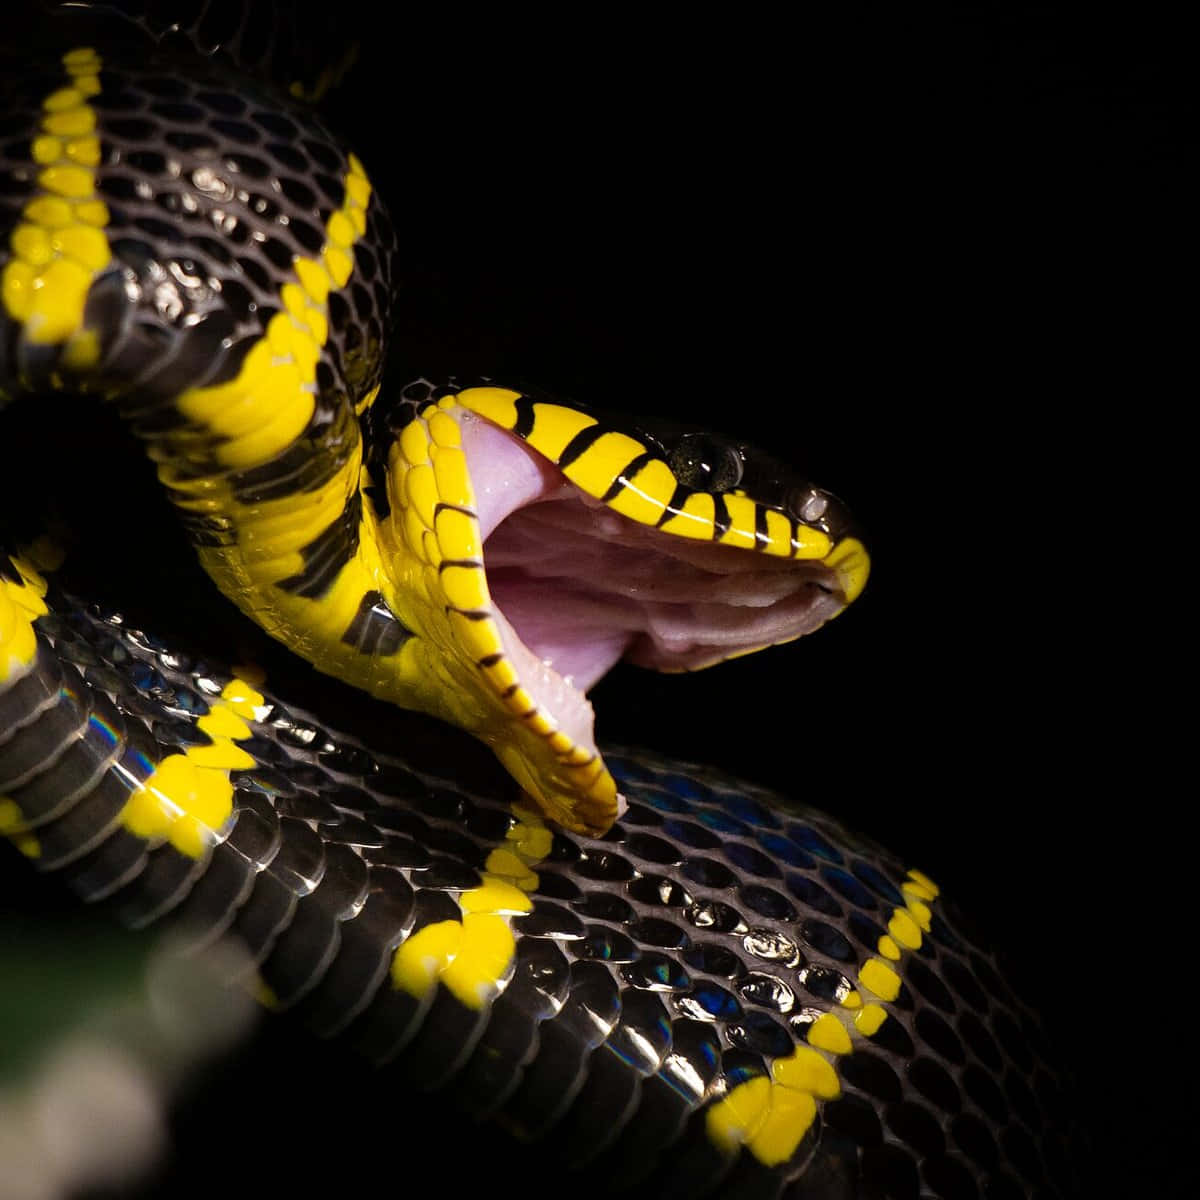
[0,585,1081,1199]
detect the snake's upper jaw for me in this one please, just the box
[385,390,866,836]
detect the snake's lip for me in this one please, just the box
[460,410,855,689]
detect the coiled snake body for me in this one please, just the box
[0,6,1076,1197]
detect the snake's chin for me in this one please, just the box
[459,411,848,746]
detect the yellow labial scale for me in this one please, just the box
[398,419,430,466]
[12,224,54,265]
[705,1076,770,1154]
[561,430,645,498]
[459,876,534,916]
[404,463,439,532]
[747,1087,818,1166]
[64,327,99,369]
[433,506,480,560]
[456,386,521,430]
[658,490,716,540]
[63,48,100,66]
[0,799,26,833]
[481,656,517,694]
[346,205,366,237]
[24,197,73,227]
[529,403,602,462]
[75,77,101,98]
[717,493,759,550]
[447,610,501,660]
[39,165,93,198]
[440,912,515,1009]
[431,446,473,510]
[526,710,555,737]
[888,908,923,950]
[761,507,794,557]
[824,536,870,603]
[11,832,41,858]
[807,1012,853,1055]
[606,458,677,526]
[855,1004,889,1036]
[859,957,902,1002]
[548,730,574,755]
[791,522,834,558]
[772,1045,841,1099]
[427,409,462,450]
[52,224,109,270]
[390,919,461,998]
[347,152,367,177]
[44,107,96,137]
[440,563,486,613]
[878,934,901,960]
[840,990,862,1009]
[907,867,939,896]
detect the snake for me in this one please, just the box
[0,4,1079,1198]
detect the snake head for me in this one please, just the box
[370,382,868,837]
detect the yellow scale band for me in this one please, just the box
[119,676,265,858]
[0,556,52,859]
[705,867,940,1166]
[389,803,551,1009]
[454,387,869,600]
[1,47,111,368]
[380,398,619,836]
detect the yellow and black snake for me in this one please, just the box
[1,5,1081,1197]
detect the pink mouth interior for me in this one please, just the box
[459,411,846,745]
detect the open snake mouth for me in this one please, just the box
[455,407,860,768]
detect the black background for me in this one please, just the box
[2,7,1183,1198]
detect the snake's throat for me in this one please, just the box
[460,410,849,706]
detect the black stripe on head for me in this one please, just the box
[276,492,362,599]
[711,492,732,540]
[600,451,655,504]
[754,504,770,551]
[656,483,691,529]
[512,394,537,439]
[340,590,412,656]
[557,423,608,470]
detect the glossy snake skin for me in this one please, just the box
[0,4,1081,1198]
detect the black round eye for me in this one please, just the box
[669,434,744,492]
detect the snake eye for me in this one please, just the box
[669,434,744,492]
[789,487,831,526]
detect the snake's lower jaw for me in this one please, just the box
[384,397,866,835]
